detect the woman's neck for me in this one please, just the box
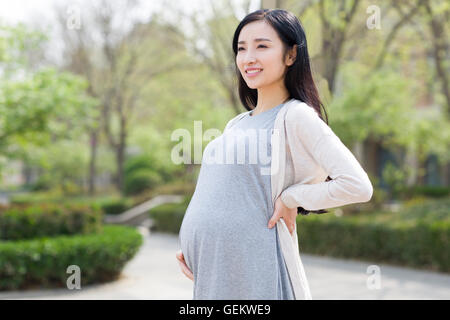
[254,84,290,115]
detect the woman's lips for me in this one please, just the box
[245,69,263,77]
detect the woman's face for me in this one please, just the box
[236,20,294,90]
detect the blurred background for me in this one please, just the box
[0,0,449,299]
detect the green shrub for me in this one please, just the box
[395,197,450,222]
[297,214,449,273]
[29,176,52,192]
[125,153,179,185]
[124,169,162,196]
[0,203,103,240]
[9,192,61,206]
[8,193,135,216]
[148,195,191,234]
[98,198,133,215]
[398,185,450,199]
[124,154,154,176]
[0,225,143,290]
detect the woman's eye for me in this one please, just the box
[238,45,267,51]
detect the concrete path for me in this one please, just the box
[0,228,449,300]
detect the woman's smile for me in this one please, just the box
[246,68,263,77]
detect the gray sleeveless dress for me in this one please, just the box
[178,102,295,300]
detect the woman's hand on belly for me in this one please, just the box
[176,249,194,281]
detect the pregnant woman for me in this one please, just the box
[176,9,373,300]
[179,99,293,300]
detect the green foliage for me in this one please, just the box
[0,23,47,72]
[9,192,67,206]
[148,195,192,234]
[98,198,134,215]
[394,197,450,222]
[29,175,52,192]
[127,128,193,183]
[0,203,103,240]
[13,141,115,197]
[298,214,449,273]
[398,185,450,199]
[0,68,98,149]
[123,152,184,196]
[329,63,415,145]
[0,225,143,290]
[22,140,89,195]
[330,62,450,164]
[8,192,135,216]
[124,154,155,176]
[124,169,162,196]
[0,23,98,186]
[381,161,413,199]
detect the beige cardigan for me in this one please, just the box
[224,98,373,300]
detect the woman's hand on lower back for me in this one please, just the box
[268,196,298,235]
[176,249,194,281]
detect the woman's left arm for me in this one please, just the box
[279,103,373,211]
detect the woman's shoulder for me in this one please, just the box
[285,99,320,119]
[285,99,333,137]
[224,110,251,132]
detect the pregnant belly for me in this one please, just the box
[179,208,223,269]
[179,206,274,272]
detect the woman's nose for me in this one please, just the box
[244,57,256,65]
[243,51,256,64]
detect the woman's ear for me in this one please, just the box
[285,45,297,66]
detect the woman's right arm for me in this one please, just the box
[280,103,373,211]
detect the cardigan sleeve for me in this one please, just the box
[279,103,373,210]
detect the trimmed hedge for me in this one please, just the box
[8,193,61,206]
[0,203,103,241]
[0,225,143,290]
[8,194,134,216]
[297,215,449,273]
[124,169,162,196]
[148,195,192,234]
[397,197,450,222]
[97,198,133,215]
[398,185,449,199]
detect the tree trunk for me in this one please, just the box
[424,0,450,116]
[115,145,125,195]
[88,129,98,196]
[116,114,127,195]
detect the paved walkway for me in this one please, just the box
[0,228,449,300]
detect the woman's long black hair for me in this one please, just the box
[232,9,331,215]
